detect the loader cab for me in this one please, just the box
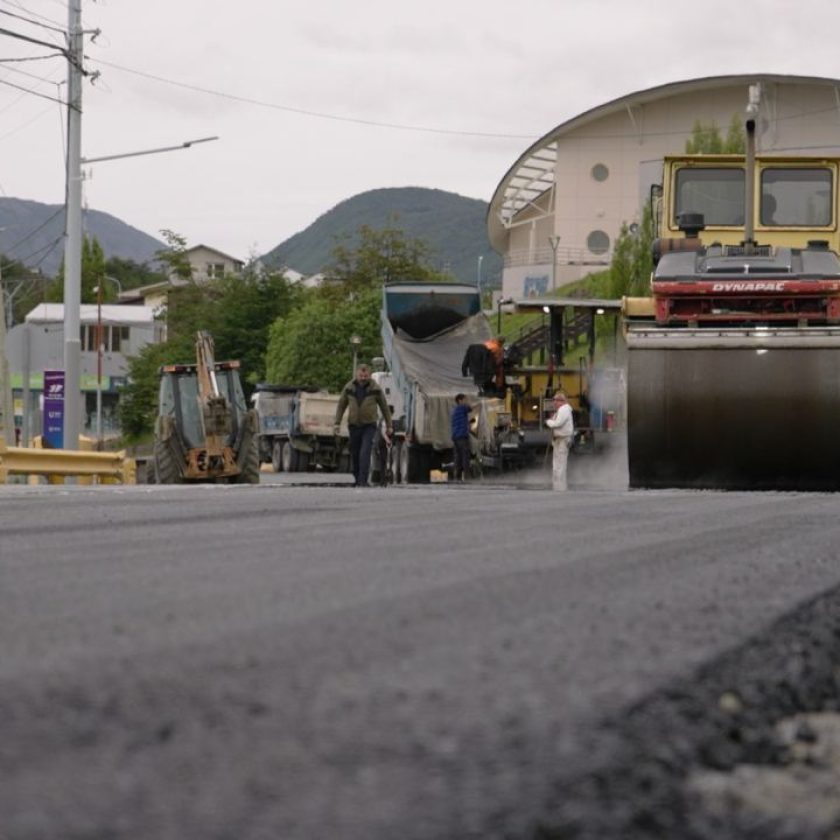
[158,362,247,450]
[659,155,839,252]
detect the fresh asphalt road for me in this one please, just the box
[2,476,840,839]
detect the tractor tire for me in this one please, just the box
[152,438,182,484]
[271,439,285,472]
[234,436,261,484]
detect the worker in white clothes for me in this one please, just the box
[546,390,574,491]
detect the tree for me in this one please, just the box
[320,223,450,302]
[118,266,300,441]
[264,225,450,391]
[45,234,107,303]
[104,256,166,292]
[607,202,655,299]
[155,229,192,282]
[685,116,745,154]
[265,288,381,391]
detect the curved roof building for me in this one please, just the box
[488,74,840,298]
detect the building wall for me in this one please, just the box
[498,79,840,298]
[186,246,244,284]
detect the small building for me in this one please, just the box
[182,244,244,284]
[4,303,161,440]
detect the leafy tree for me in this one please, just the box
[685,116,745,154]
[45,234,108,303]
[265,288,381,391]
[724,114,746,154]
[264,225,450,391]
[607,202,655,299]
[155,229,192,281]
[105,256,166,292]
[118,266,299,441]
[320,223,450,302]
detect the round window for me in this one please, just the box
[587,230,610,254]
[591,163,609,182]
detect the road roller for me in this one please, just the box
[626,113,840,490]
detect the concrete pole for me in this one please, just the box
[0,262,13,445]
[63,0,83,451]
[22,322,30,446]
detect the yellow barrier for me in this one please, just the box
[0,440,136,485]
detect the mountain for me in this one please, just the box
[0,198,164,277]
[261,187,502,288]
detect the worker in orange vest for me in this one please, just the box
[484,336,505,393]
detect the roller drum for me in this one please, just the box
[628,338,840,490]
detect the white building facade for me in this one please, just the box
[5,303,160,440]
[488,75,840,298]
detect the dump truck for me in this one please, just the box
[152,331,260,484]
[625,92,840,490]
[380,281,491,483]
[252,385,349,473]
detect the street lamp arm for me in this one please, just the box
[82,136,219,165]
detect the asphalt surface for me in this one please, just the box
[2,478,840,839]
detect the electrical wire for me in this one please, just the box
[2,0,67,30]
[0,75,66,104]
[0,7,66,35]
[88,57,540,140]
[0,205,65,255]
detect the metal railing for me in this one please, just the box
[0,440,136,484]
[504,246,611,268]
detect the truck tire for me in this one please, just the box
[152,438,182,484]
[391,440,403,484]
[283,442,300,472]
[271,439,285,472]
[400,443,429,484]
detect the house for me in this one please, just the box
[181,244,244,284]
[4,303,161,440]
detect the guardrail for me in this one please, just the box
[0,440,136,485]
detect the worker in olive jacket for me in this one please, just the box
[334,364,393,487]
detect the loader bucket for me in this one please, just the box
[627,329,840,490]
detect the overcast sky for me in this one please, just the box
[2,0,840,262]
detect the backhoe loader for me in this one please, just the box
[152,331,260,484]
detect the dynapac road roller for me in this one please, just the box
[626,107,840,490]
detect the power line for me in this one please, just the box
[0,59,61,84]
[0,24,67,54]
[0,205,65,255]
[0,52,64,63]
[0,7,66,35]
[3,0,67,30]
[89,57,539,141]
[0,75,66,105]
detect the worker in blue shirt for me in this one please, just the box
[450,393,472,482]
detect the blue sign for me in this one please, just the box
[43,369,65,449]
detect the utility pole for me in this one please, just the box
[63,0,83,451]
[0,258,13,445]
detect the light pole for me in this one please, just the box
[496,297,513,334]
[548,235,561,293]
[350,334,362,375]
[476,254,484,297]
[0,251,14,445]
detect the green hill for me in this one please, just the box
[261,187,502,288]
